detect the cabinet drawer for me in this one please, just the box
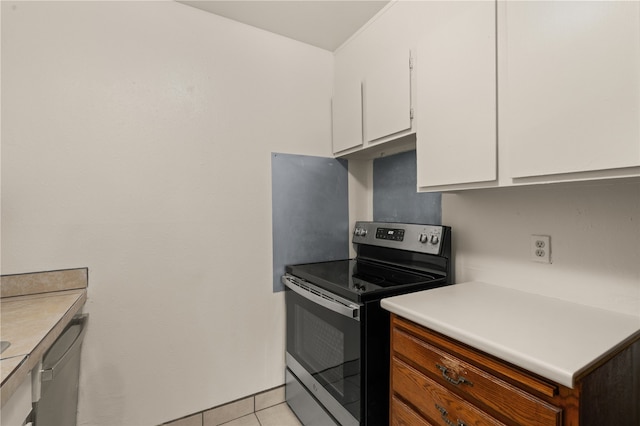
[392,396,434,426]
[393,357,507,426]
[393,327,561,426]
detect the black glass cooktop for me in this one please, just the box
[285,259,446,303]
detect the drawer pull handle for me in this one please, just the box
[435,404,467,426]
[436,364,473,387]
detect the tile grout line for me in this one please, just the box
[254,395,263,426]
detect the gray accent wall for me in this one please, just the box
[271,153,349,292]
[373,150,441,224]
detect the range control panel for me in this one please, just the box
[375,228,405,241]
[352,221,448,255]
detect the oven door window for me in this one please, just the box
[286,288,361,421]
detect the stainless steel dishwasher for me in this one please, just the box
[34,314,88,426]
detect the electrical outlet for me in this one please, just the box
[531,235,551,263]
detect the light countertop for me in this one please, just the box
[381,281,640,388]
[1,269,87,407]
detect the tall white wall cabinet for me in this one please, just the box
[414,1,497,190]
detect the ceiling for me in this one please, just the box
[178,1,390,51]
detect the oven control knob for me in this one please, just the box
[419,233,428,244]
[355,227,367,237]
[430,235,440,245]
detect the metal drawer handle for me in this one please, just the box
[282,275,360,321]
[435,404,467,426]
[41,314,88,382]
[436,364,473,387]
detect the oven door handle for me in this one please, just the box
[282,275,360,321]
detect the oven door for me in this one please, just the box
[283,274,361,426]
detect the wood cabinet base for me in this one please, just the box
[390,314,640,426]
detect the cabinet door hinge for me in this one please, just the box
[410,108,414,119]
[409,56,414,70]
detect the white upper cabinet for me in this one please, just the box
[414,1,497,190]
[502,1,640,180]
[364,48,412,143]
[332,3,414,158]
[334,0,639,188]
[332,60,363,153]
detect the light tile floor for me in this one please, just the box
[223,403,301,426]
[163,386,301,426]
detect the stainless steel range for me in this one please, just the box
[282,221,452,426]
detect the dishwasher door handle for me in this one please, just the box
[41,314,88,382]
[282,275,360,321]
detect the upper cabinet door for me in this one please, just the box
[364,48,412,143]
[503,1,640,179]
[416,1,497,189]
[332,75,363,154]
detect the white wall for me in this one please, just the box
[443,181,640,317]
[347,159,373,257]
[1,2,333,425]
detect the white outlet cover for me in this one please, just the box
[531,235,551,263]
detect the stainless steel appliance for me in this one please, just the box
[283,221,451,426]
[35,314,88,426]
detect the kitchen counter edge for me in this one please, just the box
[380,281,640,388]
